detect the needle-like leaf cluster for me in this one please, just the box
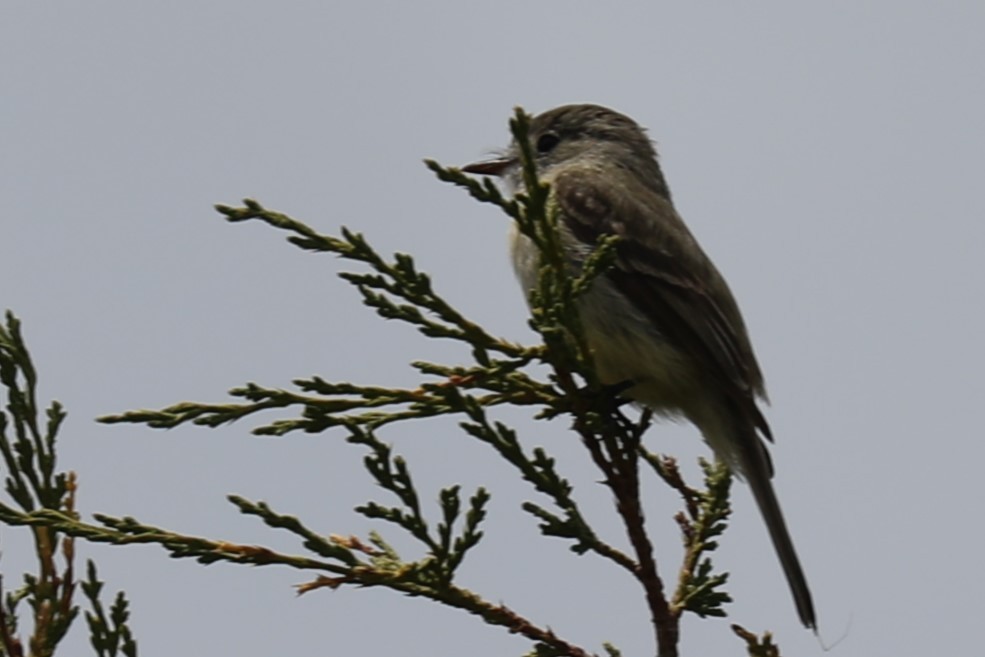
[0,109,789,657]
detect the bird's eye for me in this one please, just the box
[536,132,560,154]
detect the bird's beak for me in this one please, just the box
[461,156,515,177]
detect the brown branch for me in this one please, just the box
[298,571,597,657]
[430,584,598,657]
[575,410,679,657]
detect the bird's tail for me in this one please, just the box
[741,436,818,631]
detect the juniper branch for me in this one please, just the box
[73,107,761,656]
[216,201,525,364]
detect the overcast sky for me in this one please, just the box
[3,2,984,656]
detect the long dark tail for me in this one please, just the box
[742,437,817,630]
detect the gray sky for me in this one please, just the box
[3,2,984,655]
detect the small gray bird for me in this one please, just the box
[463,104,816,630]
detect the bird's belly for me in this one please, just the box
[578,280,703,416]
[511,228,703,416]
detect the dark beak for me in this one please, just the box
[461,157,515,177]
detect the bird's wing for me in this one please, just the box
[553,167,773,445]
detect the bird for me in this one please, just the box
[462,103,816,630]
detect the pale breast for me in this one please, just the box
[509,225,705,417]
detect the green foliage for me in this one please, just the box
[81,562,136,657]
[0,108,794,657]
[731,625,781,657]
[0,312,137,656]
